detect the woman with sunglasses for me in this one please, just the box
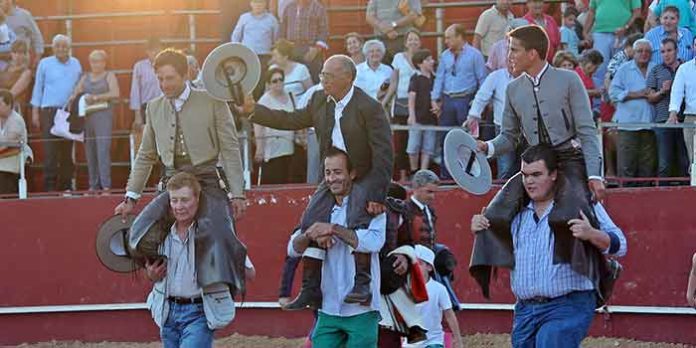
[253,67,296,184]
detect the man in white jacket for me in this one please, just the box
[144,171,235,348]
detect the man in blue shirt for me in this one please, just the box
[431,23,486,179]
[471,144,627,348]
[644,6,694,65]
[30,34,82,192]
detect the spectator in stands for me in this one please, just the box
[645,6,694,65]
[392,29,421,182]
[0,89,27,195]
[647,37,689,182]
[473,0,514,60]
[254,67,295,184]
[553,50,579,70]
[344,32,365,65]
[432,24,486,179]
[583,0,641,88]
[354,39,397,105]
[652,0,696,35]
[523,0,561,62]
[271,39,313,99]
[0,40,31,112]
[486,18,529,71]
[0,0,42,67]
[129,37,162,132]
[70,49,119,193]
[605,33,643,84]
[560,7,583,57]
[0,8,16,65]
[186,55,203,89]
[30,34,82,192]
[467,62,522,180]
[407,49,437,173]
[575,49,604,105]
[231,0,279,99]
[279,0,328,83]
[669,36,696,165]
[366,0,422,63]
[609,39,657,185]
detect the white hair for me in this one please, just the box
[632,38,652,51]
[362,39,386,57]
[52,34,71,47]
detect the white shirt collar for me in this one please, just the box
[524,62,549,86]
[171,83,191,112]
[329,85,355,109]
[410,195,426,210]
[169,221,195,242]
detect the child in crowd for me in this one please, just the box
[407,49,437,174]
[560,7,581,57]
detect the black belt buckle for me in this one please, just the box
[168,296,203,304]
[524,296,551,305]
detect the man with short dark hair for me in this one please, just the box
[115,48,248,299]
[471,144,627,348]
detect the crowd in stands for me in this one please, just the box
[2,0,696,195]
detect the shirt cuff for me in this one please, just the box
[315,41,329,50]
[588,176,604,181]
[125,191,142,200]
[486,141,495,158]
[603,231,621,255]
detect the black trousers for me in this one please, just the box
[260,154,293,185]
[0,171,18,195]
[39,107,74,191]
[392,114,410,173]
[617,130,657,187]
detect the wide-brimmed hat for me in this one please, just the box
[443,128,492,195]
[95,214,140,273]
[201,42,260,104]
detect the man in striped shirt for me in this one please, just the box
[471,144,627,348]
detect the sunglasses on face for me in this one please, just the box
[270,78,284,84]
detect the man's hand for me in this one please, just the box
[230,198,247,220]
[392,254,409,275]
[386,30,398,40]
[667,113,679,124]
[470,207,490,234]
[316,235,336,249]
[407,116,416,125]
[366,201,386,215]
[114,199,136,223]
[476,140,488,154]
[377,21,393,33]
[304,47,320,63]
[688,293,696,308]
[662,80,672,92]
[430,101,441,115]
[242,94,256,115]
[145,259,167,282]
[254,151,264,164]
[452,336,464,348]
[306,222,334,241]
[31,108,40,130]
[588,178,606,202]
[568,210,600,241]
[132,111,144,133]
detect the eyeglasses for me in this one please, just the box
[270,78,284,84]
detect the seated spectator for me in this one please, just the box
[186,54,203,89]
[130,37,163,132]
[355,39,397,105]
[668,36,696,166]
[71,49,119,193]
[344,32,365,65]
[30,34,82,192]
[279,0,328,83]
[1,0,43,67]
[652,0,696,35]
[560,7,582,57]
[407,49,437,173]
[0,8,16,66]
[575,49,604,105]
[0,89,27,195]
[271,39,313,99]
[486,18,530,71]
[645,6,694,65]
[552,50,578,70]
[473,0,514,59]
[253,67,295,185]
[365,0,422,62]
[231,0,278,99]
[523,0,561,62]
[0,40,31,113]
[647,37,689,183]
[609,39,657,185]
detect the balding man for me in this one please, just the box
[247,54,393,310]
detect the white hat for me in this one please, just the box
[415,245,435,268]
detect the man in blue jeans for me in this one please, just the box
[471,145,627,347]
[431,23,487,179]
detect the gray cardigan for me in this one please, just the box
[490,66,602,178]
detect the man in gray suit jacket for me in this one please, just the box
[471,25,611,305]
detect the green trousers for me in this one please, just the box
[311,311,380,348]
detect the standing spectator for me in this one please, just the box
[279,0,328,83]
[30,34,82,192]
[0,0,42,67]
[605,33,643,84]
[366,0,422,63]
[575,49,604,105]
[688,252,696,308]
[560,7,582,57]
[653,0,696,35]
[254,67,295,184]
[486,18,529,71]
[407,49,437,173]
[344,32,365,65]
[0,89,27,194]
[523,0,561,62]
[473,0,514,59]
[0,40,31,112]
[467,63,522,180]
[583,0,641,88]
[271,39,313,99]
[669,37,696,165]
[186,55,203,89]
[552,50,579,70]
[0,9,16,66]
[431,24,486,179]
[647,38,689,182]
[231,0,279,99]
[392,30,421,182]
[609,39,657,185]
[70,50,119,193]
[355,39,397,104]
[645,6,694,65]
[129,37,162,132]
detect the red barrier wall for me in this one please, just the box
[1,186,695,345]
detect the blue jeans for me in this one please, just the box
[591,32,617,88]
[161,303,214,348]
[654,127,689,183]
[512,291,596,348]
[439,94,472,179]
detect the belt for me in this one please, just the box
[167,296,203,304]
[444,90,475,99]
[519,290,590,305]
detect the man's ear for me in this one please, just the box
[350,169,357,180]
[550,169,558,181]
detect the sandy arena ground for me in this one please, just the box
[14,333,695,348]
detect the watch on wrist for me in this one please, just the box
[123,196,137,205]
[391,21,397,29]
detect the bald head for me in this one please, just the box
[325,54,356,82]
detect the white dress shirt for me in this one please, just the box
[354,62,393,100]
[669,58,696,114]
[410,195,433,228]
[329,86,355,152]
[172,83,191,112]
[469,68,514,127]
